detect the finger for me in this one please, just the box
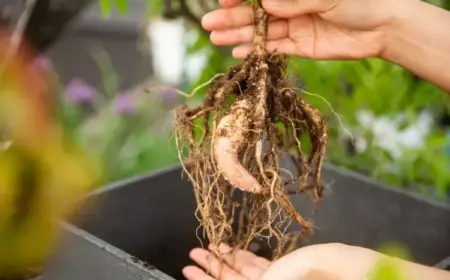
[210,20,288,46]
[258,246,344,280]
[202,6,279,32]
[232,38,299,59]
[202,6,253,31]
[189,248,247,280]
[211,243,271,268]
[209,243,270,279]
[219,0,242,8]
[262,0,338,17]
[182,266,214,280]
[252,256,272,269]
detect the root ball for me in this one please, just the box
[174,2,328,261]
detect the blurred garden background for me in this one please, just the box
[1,0,450,276]
[30,0,450,200]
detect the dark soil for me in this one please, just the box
[131,256,155,270]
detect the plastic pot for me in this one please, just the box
[41,161,450,280]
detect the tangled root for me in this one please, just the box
[174,3,328,261]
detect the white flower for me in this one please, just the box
[354,110,432,159]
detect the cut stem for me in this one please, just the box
[252,2,269,56]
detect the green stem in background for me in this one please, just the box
[90,46,119,99]
[102,117,137,182]
[48,70,78,141]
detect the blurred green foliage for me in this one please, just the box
[180,0,450,199]
[283,57,450,197]
[50,48,179,183]
[99,0,162,18]
[368,243,412,280]
[90,0,450,199]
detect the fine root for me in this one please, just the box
[174,1,328,262]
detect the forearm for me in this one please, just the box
[381,0,450,92]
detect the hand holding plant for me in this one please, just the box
[183,243,450,280]
[203,0,401,59]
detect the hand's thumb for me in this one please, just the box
[262,0,338,17]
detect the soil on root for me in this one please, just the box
[174,3,328,261]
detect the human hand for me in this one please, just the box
[183,243,450,280]
[182,243,271,280]
[201,0,410,60]
[182,243,382,280]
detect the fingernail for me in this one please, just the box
[201,12,214,29]
[182,266,196,279]
[210,31,218,42]
[182,267,190,276]
[188,248,201,259]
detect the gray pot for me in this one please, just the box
[41,162,450,280]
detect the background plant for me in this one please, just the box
[46,50,180,183]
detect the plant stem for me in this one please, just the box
[252,0,270,130]
[252,1,268,57]
[252,0,262,8]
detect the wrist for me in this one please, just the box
[378,0,422,62]
[377,0,450,92]
[398,258,450,280]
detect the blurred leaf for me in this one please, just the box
[99,0,112,18]
[186,32,210,54]
[369,259,405,280]
[426,133,448,149]
[113,0,128,15]
[367,243,411,280]
[367,58,385,76]
[146,0,163,18]
[90,46,119,99]
[114,134,178,180]
[377,242,411,260]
